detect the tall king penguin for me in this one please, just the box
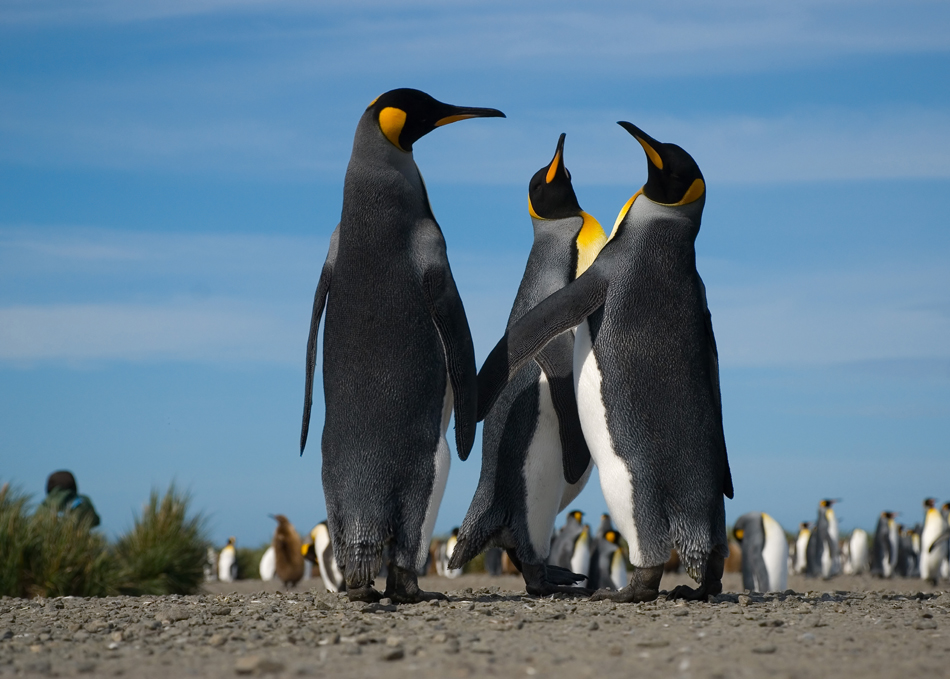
[477,122,733,602]
[920,498,947,584]
[806,499,840,578]
[299,89,504,603]
[448,134,605,595]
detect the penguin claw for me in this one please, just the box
[544,564,588,586]
[590,585,659,603]
[383,564,447,604]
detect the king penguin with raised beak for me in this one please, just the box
[477,122,733,603]
[300,89,505,603]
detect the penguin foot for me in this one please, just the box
[384,565,447,604]
[346,585,382,603]
[521,562,592,597]
[667,552,724,602]
[590,565,663,603]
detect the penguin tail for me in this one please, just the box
[446,533,482,571]
[447,516,504,571]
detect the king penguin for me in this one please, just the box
[549,509,586,571]
[299,89,504,603]
[218,537,238,583]
[477,122,733,603]
[920,498,947,584]
[304,521,346,593]
[732,512,788,592]
[447,134,606,595]
[270,514,305,588]
[589,529,628,591]
[793,522,811,575]
[871,511,899,578]
[806,499,840,578]
[259,545,277,581]
[848,528,869,575]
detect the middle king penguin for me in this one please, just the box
[299,88,504,603]
[448,135,606,595]
[478,122,733,603]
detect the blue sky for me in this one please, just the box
[2,1,948,549]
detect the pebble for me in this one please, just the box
[234,655,285,675]
[752,645,777,654]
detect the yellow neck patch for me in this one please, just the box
[636,137,663,169]
[378,107,407,151]
[527,196,541,220]
[609,189,642,241]
[545,150,562,184]
[575,211,606,277]
[367,94,381,109]
[672,178,705,206]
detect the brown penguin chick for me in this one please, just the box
[270,514,304,588]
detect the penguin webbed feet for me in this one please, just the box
[522,562,592,597]
[666,553,724,602]
[346,585,383,603]
[384,565,447,604]
[590,564,664,603]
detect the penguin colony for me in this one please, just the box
[287,87,947,601]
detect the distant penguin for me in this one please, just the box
[897,525,920,577]
[569,524,592,579]
[793,523,811,575]
[806,500,840,578]
[204,547,218,582]
[848,529,869,575]
[304,521,345,593]
[270,514,304,588]
[442,528,463,579]
[259,546,277,581]
[299,89,504,604]
[218,537,238,583]
[732,512,788,592]
[549,510,585,571]
[594,514,614,540]
[871,511,899,578]
[477,122,733,603]
[447,134,604,596]
[920,498,947,584]
[589,529,628,591]
[939,503,950,580]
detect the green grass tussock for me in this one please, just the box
[235,544,270,580]
[113,485,209,596]
[0,484,33,597]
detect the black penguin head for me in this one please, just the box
[819,499,839,509]
[924,498,937,509]
[568,509,584,524]
[881,511,895,519]
[799,522,811,531]
[528,133,582,219]
[617,121,705,206]
[365,88,505,152]
[303,542,316,563]
[604,530,619,545]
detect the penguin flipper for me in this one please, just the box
[699,276,733,499]
[301,225,340,454]
[929,529,950,553]
[535,334,591,485]
[422,264,478,460]
[478,268,610,420]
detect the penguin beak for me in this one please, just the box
[618,121,664,170]
[434,105,506,127]
[545,133,567,184]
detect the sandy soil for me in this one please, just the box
[1,572,947,678]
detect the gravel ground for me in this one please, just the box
[2,572,947,678]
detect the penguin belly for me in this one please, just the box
[610,548,629,589]
[574,319,642,566]
[259,546,277,581]
[921,511,945,581]
[218,548,236,583]
[418,379,453,570]
[522,372,570,559]
[761,514,789,592]
[571,537,591,577]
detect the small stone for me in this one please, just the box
[608,646,623,656]
[1,630,12,641]
[235,655,285,675]
[915,619,938,630]
[432,633,448,643]
[111,631,123,642]
[752,645,777,654]
[589,621,599,631]
[381,647,404,661]
[470,642,494,654]
[76,660,97,673]
[72,631,90,642]
[209,634,227,647]
[379,598,393,606]
[636,640,669,648]
[210,606,232,616]
[318,633,340,646]
[738,595,751,607]
[446,638,460,654]
[386,636,402,647]
[799,633,816,642]
[157,606,191,623]
[672,609,689,617]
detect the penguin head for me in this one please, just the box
[302,542,316,563]
[227,536,235,547]
[528,133,582,220]
[451,527,460,537]
[617,121,705,207]
[365,88,505,153]
[569,510,584,524]
[604,530,620,545]
[924,498,937,509]
[799,522,811,531]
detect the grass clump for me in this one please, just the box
[113,485,209,595]
[0,484,32,597]
[235,543,270,580]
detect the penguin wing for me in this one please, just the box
[536,333,591,485]
[699,276,733,500]
[478,268,610,420]
[422,261,478,460]
[300,226,340,454]
[929,529,950,552]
